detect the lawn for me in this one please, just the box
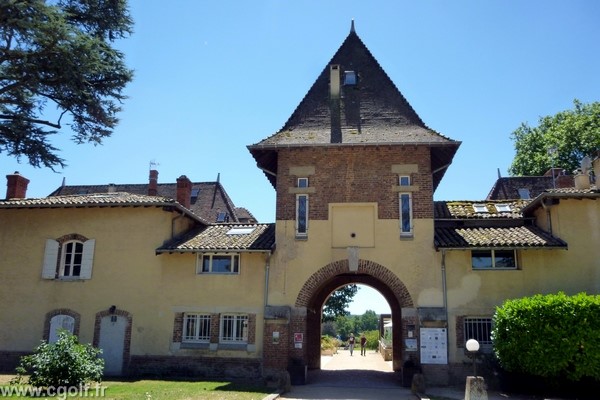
[0,375,275,400]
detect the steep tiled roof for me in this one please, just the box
[522,186,600,215]
[0,192,206,223]
[157,223,275,253]
[435,226,568,249]
[434,198,567,249]
[248,24,460,191]
[49,181,240,223]
[434,200,530,219]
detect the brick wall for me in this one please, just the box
[276,146,433,221]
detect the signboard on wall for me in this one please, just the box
[420,327,448,364]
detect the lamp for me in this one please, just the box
[466,339,480,377]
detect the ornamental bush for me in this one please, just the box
[13,330,104,389]
[492,292,600,382]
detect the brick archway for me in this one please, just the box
[295,259,413,371]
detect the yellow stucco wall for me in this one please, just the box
[267,212,442,309]
[0,206,267,359]
[443,197,600,363]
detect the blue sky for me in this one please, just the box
[3,1,599,314]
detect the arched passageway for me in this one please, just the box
[295,259,414,371]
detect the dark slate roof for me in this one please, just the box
[49,181,240,223]
[0,192,206,223]
[486,176,577,200]
[248,23,460,191]
[156,223,275,253]
[435,226,568,249]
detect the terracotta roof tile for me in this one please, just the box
[435,226,568,249]
[434,200,530,219]
[157,223,275,253]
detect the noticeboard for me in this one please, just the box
[419,327,448,364]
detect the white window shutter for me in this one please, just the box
[80,239,95,280]
[42,239,59,279]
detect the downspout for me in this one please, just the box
[441,249,450,364]
[441,249,448,316]
[264,252,271,307]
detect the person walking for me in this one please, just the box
[360,333,367,356]
[348,333,355,356]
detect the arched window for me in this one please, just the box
[42,234,95,280]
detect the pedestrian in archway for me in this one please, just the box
[348,333,355,356]
[360,333,367,356]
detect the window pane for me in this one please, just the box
[472,250,493,269]
[399,176,410,186]
[297,195,307,234]
[211,256,232,273]
[298,178,308,188]
[232,255,239,273]
[202,256,210,272]
[184,314,210,342]
[222,315,234,341]
[494,250,516,268]
[400,194,411,233]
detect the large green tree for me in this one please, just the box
[0,0,134,169]
[322,284,358,322]
[509,99,600,177]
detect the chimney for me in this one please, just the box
[6,171,30,199]
[330,64,340,99]
[574,171,591,190]
[148,169,158,196]
[176,175,192,209]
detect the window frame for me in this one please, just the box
[296,193,309,238]
[42,237,95,280]
[471,249,518,270]
[398,175,413,236]
[59,240,84,278]
[464,317,493,351]
[197,253,240,274]
[182,313,211,343]
[219,314,248,344]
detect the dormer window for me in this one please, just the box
[518,188,531,199]
[344,70,357,85]
[473,204,488,213]
[495,204,511,213]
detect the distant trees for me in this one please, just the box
[323,310,381,341]
[0,0,134,169]
[509,99,600,177]
[322,285,358,322]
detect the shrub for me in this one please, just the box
[492,292,600,382]
[320,335,341,352]
[13,330,104,389]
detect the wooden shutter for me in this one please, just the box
[79,239,95,280]
[41,239,59,279]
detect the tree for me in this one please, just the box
[322,284,358,322]
[0,0,134,169]
[508,99,600,177]
[13,330,104,389]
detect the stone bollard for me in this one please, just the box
[465,376,488,400]
[411,373,426,394]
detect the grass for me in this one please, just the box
[0,375,275,400]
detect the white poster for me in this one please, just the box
[420,328,448,364]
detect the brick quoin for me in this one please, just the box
[276,146,433,221]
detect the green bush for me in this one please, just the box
[364,330,380,350]
[320,335,341,352]
[13,330,104,389]
[492,292,600,382]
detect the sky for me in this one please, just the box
[3,1,599,315]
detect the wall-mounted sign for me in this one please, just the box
[272,331,280,344]
[420,328,448,364]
